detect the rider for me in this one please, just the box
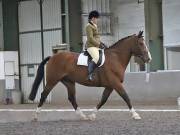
[86,10,106,81]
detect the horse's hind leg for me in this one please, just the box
[61,79,88,120]
[34,81,57,121]
[61,80,77,110]
[88,87,113,120]
[96,88,113,109]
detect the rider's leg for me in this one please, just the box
[87,47,99,80]
[88,61,97,80]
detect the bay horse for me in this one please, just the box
[29,31,152,121]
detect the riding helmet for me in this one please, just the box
[88,10,100,20]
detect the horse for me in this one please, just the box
[29,31,152,121]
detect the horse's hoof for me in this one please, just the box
[134,116,141,120]
[77,113,88,120]
[32,117,38,122]
[32,113,39,122]
[80,115,89,121]
[88,113,96,121]
[132,114,141,120]
[76,108,89,120]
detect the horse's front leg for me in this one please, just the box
[114,83,141,120]
[88,87,113,120]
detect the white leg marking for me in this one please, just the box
[33,107,41,121]
[76,107,88,120]
[130,108,141,120]
[88,107,98,121]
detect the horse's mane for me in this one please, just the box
[110,34,135,48]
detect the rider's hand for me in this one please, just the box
[100,42,108,49]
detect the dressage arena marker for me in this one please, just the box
[0,109,179,112]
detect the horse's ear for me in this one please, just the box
[138,31,143,38]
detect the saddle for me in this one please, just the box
[77,49,105,67]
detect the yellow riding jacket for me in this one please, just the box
[86,22,100,48]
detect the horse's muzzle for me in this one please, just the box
[146,57,152,63]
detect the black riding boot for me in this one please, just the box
[88,61,97,81]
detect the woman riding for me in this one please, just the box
[86,10,106,81]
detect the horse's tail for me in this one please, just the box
[29,56,51,101]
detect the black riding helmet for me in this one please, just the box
[88,10,100,20]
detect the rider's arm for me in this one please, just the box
[100,42,108,49]
[86,26,100,47]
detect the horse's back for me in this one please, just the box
[47,51,79,71]
[51,51,79,62]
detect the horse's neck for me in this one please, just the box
[107,38,133,68]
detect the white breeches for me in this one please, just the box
[87,47,100,64]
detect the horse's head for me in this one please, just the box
[132,31,152,63]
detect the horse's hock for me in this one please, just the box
[52,43,69,54]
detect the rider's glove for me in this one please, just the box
[100,42,108,49]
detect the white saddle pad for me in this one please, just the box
[77,50,105,67]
